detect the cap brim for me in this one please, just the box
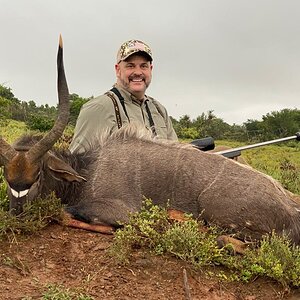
[121,50,152,62]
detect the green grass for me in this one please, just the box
[21,284,94,300]
[216,140,300,194]
[0,119,30,143]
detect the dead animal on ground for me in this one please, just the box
[1,37,300,250]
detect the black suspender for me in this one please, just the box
[144,100,157,136]
[110,87,130,121]
[107,87,157,136]
[105,91,123,129]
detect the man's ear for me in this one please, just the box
[45,154,87,182]
[115,63,121,77]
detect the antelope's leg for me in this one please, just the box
[61,211,114,234]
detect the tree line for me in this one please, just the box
[1,84,299,142]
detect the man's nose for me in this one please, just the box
[133,66,143,74]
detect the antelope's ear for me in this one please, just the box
[46,154,87,182]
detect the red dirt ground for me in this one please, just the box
[1,224,300,300]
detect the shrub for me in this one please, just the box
[0,193,63,239]
[26,114,55,132]
[110,199,300,287]
[236,232,300,287]
[109,199,223,267]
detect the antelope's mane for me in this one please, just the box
[92,122,195,151]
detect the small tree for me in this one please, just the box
[261,109,300,139]
[0,96,12,119]
[27,114,55,132]
[69,93,90,125]
[0,84,16,101]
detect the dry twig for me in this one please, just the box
[183,268,192,300]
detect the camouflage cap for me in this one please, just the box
[116,40,153,63]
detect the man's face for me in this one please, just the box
[115,54,153,100]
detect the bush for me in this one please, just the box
[161,219,222,267]
[109,199,223,267]
[0,193,63,239]
[236,233,300,287]
[26,114,55,132]
[109,199,300,287]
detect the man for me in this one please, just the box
[69,39,178,153]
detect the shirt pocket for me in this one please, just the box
[149,110,168,139]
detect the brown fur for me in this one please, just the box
[63,124,300,244]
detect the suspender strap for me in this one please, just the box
[105,92,122,129]
[109,87,157,136]
[145,100,157,136]
[110,87,130,121]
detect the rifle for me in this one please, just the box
[190,137,215,151]
[191,132,300,159]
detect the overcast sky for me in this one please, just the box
[1,0,300,125]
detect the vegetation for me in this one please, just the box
[171,108,300,141]
[243,146,300,194]
[0,168,8,210]
[215,141,300,195]
[0,84,300,291]
[109,199,223,266]
[110,199,300,288]
[41,284,93,300]
[0,191,63,239]
[0,84,90,131]
[22,284,94,300]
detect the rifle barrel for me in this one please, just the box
[216,134,299,156]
